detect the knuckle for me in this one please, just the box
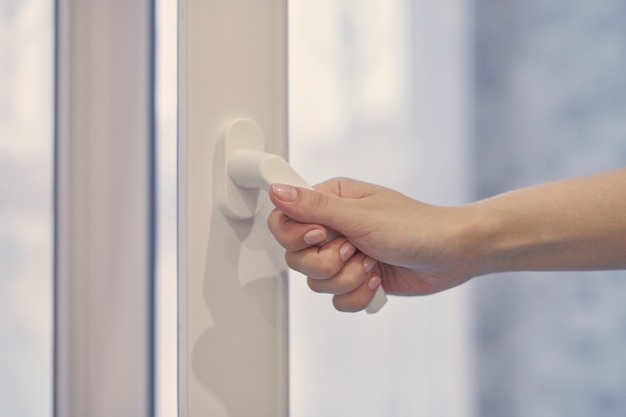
[307,190,329,212]
[273,234,291,251]
[333,296,364,313]
[330,271,362,295]
[333,291,370,313]
[307,278,326,294]
[343,270,363,292]
[285,251,337,279]
[284,251,301,271]
[267,211,288,245]
[317,261,339,280]
[266,209,279,229]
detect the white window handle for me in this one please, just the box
[219,119,387,313]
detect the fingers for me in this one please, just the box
[267,208,332,251]
[314,177,380,199]
[305,251,367,292]
[268,212,383,311]
[268,178,382,249]
[267,178,386,312]
[269,183,358,233]
[285,238,356,279]
[294,243,382,312]
[332,270,382,313]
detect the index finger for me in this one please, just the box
[267,208,331,251]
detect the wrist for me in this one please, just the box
[454,200,517,278]
[461,196,558,276]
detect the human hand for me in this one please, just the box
[267,178,477,312]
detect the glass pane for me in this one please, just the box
[0,1,53,416]
[473,1,626,415]
[289,1,474,416]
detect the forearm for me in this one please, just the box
[466,168,626,275]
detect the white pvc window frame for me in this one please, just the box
[177,1,290,416]
[51,0,475,415]
[54,1,156,416]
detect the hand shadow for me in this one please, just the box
[190,198,288,416]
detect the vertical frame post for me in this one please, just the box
[54,1,155,416]
[178,0,289,416]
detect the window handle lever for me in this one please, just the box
[222,120,387,314]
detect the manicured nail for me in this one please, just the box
[272,184,297,202]
[368,274,381,290]
[303,229,325,245]
[363,256,377,273]
[339,242,356,262]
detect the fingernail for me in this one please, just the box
[303,229,325,245]
[272,184,297,202]
[339,242,356,262]
[368,275,381,290]
[363,256,377,273]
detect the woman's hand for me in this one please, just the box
[267,178,478,312]
[268,169,626,312]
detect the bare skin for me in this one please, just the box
[267,168,626,312]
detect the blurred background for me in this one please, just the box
[2,0,626,416]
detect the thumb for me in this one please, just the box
[269,183,355,232]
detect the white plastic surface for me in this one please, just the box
[55,1,154,415]
[223,119,387,314]
[178,1,289,415]
[217,119,266,219]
